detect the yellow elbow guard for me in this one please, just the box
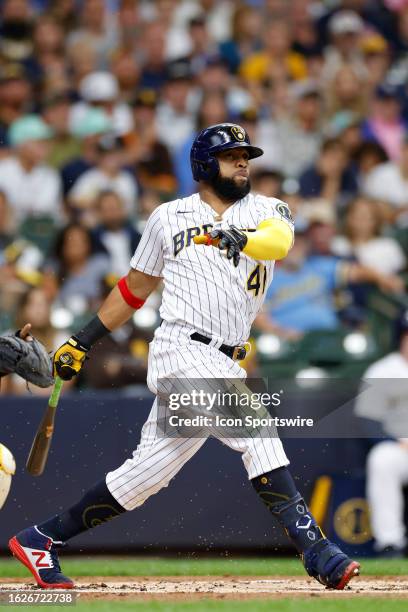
[243,218,294,261]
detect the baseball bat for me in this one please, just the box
[26,376,63,476]
[193,235,220,246]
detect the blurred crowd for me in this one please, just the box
[0,0,408,392]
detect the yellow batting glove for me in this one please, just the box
[53,337,89,381]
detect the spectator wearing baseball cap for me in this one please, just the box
[329,112,364,163]
[363,134,408,213]
[42,93,81,169]
[302,200,337,257]
[329,10,365,38]
[155,60,196,154]
[322,10,367,82]
[0,115,62,225]
[8,115,53,151]
[360,33,391,92]
[62,107,113,196]
[361,83,407,161]
[69,71,134,137]
[69,133,138,226]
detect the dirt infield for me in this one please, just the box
[1,576,408,601]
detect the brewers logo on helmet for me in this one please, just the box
[190,123,263,182]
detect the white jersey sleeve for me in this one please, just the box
[130,206,164,277]
[253,194,295,233]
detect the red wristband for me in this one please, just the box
[117,277,145,309]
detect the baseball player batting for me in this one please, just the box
[9,123,360,590]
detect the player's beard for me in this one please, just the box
[210,174,251,202]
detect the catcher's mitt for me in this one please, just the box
[0,332,54,388]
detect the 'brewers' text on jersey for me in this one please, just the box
[131,192,294,346]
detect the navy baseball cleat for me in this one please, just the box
[9,527,73,589]
[303,538,360,589]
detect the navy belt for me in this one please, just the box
[190,332,247,361]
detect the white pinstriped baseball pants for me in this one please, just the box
[106,323,289,510]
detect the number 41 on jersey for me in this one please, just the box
[247,264,267,296]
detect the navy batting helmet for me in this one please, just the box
[190,123,263,182]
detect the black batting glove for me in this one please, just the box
[210,225,248,267]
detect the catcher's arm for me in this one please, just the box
[53,269,160,380]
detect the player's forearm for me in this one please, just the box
[71,287,133,350]
[243,218,293,261]
[98,285,136,331]
[75,269,160,348]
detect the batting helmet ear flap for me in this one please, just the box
[190,148,220,182]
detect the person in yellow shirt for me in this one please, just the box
[240,18,307,83]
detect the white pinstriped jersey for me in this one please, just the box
[130,192,294,346]
[106,192,293,504]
